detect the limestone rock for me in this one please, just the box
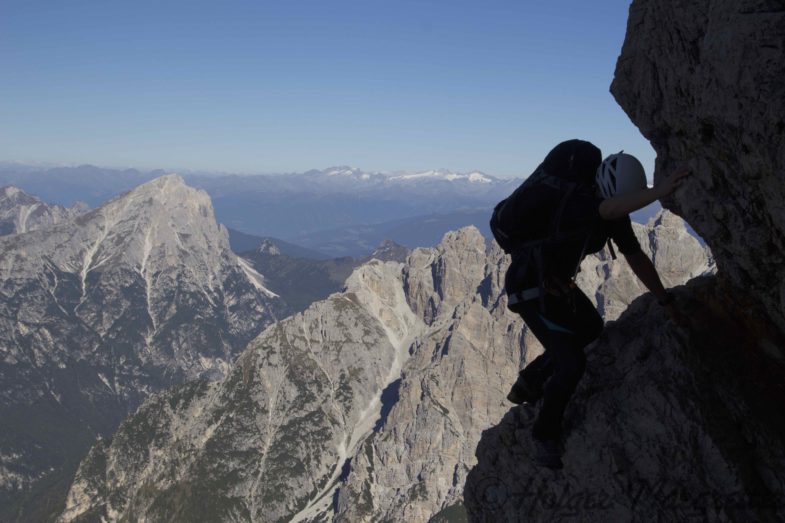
[611,0,785,333]
[465,277,785,522]
[578,209,714,320]
[465,1,785,520]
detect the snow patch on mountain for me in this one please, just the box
[313,166,499,185]
[387,169,494,183]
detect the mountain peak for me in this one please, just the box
[257,239,282,256]
[106,174,211,220]
[322,166,364,176]
[366,239,409,263]
[132,172,185,192]
[0,174,230,290]
[1,186,22,197]
[0,185,87,235]
[1,185,36,203]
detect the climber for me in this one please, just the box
[490,139,690,469]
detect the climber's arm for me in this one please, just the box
[599,166,691,220]
[624,251,671,304]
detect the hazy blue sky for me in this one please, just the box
[0,0,654,178]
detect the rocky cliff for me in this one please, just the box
[0,175,283,521]
[611,0,785,334]
[59,212,709,522]
[466,1,785,521]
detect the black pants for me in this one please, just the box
[510,286,603,440]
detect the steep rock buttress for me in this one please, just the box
[466,1,785,521]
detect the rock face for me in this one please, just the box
[610,0,785,334]
[465,2,785,521]
[465,276,785,522]
[0,186,87,235]
[59,214,709,522]
[58,259,423,523]
[0,175,283,521]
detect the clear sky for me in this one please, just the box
[0,0,655,178]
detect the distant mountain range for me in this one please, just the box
[0,163,518,256]
[0,162,676,257]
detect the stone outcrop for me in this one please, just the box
[611,0,785,335]
[465,276,785,522]
[577,210,713,320]
[336,216,711,523]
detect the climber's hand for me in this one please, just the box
[655,165,691,198]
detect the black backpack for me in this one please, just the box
[489,140,614,308]
[490,163,591,260]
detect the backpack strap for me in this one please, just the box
[536,180,578,310]
[606,239,617,260]
[571,223,595,282]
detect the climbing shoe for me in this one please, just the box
[506,375,543,405]
[532,437,564,470]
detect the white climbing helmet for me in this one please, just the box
[595,151,647,198]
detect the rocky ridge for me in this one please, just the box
[0,175,283,521]
[59,212,710,522]
[59,258,423,522]
[0,186,87,235]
